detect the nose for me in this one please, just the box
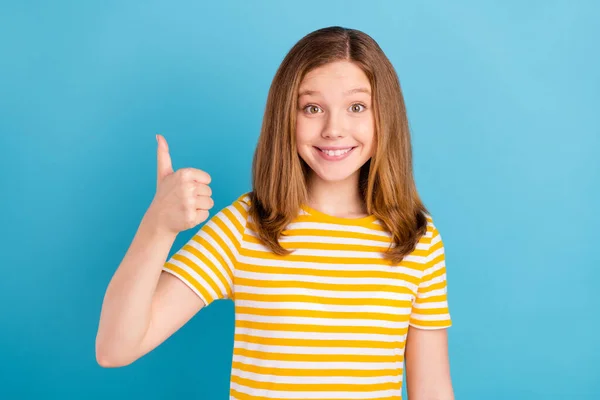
[321,110,346,139]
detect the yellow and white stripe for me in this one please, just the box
[163,193,451,399]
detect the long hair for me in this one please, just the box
[249,26,429,265]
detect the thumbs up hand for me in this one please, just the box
[147,134,214,234]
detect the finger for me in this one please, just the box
[193,183,212,197]
[178,168,212,185]
[193,209,210,225]
[156,134,174,185]
[195,195,214,210]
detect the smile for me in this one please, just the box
[314,146,357,161]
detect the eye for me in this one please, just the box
[349,103,366,113]
[303,104,322,114]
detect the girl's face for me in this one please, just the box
[296,60,375,185]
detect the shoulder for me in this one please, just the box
[209,192,251,229]
[233,191,252,209]
[421,212,441,244]
[219,191,251,218]
[419,212,445,264]
[413,212,444,262]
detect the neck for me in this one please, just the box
[306,171,367,218]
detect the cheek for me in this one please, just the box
[295,117,318,143]
[295,120,311,156]
[355,118,375,145]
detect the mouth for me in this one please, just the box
[313,146,357,161]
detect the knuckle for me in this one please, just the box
[187,213,196,225]
[180,168,192,180]
[186,197,196,210]
[179,201,189,214]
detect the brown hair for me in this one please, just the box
[248,26,429,265]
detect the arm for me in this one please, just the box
[95,212,205,368]
[405,326,454,400]
[95,134,213,367]
[406,217,454,399]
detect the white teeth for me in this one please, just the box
[321,148,352,156]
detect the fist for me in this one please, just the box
[147,134,214,234]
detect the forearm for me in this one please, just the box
[95,211,177,366]
[407,377,454,400]
[408,392,454,400]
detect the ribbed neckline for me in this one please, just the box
[300,203,378,226]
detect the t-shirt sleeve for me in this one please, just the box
[409,219,452,329]
[161,195,249,307]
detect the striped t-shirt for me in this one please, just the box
[162,192,452,400]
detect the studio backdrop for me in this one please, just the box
[1,1,598,399]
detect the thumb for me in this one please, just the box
[156,134,174,185]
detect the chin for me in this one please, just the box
[311,168,360,184]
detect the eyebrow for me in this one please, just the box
[298,87,371,97]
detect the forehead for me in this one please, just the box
[299,61,371,92]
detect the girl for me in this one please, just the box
[96,26,454,400]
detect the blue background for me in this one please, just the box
[1,1,598,399]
